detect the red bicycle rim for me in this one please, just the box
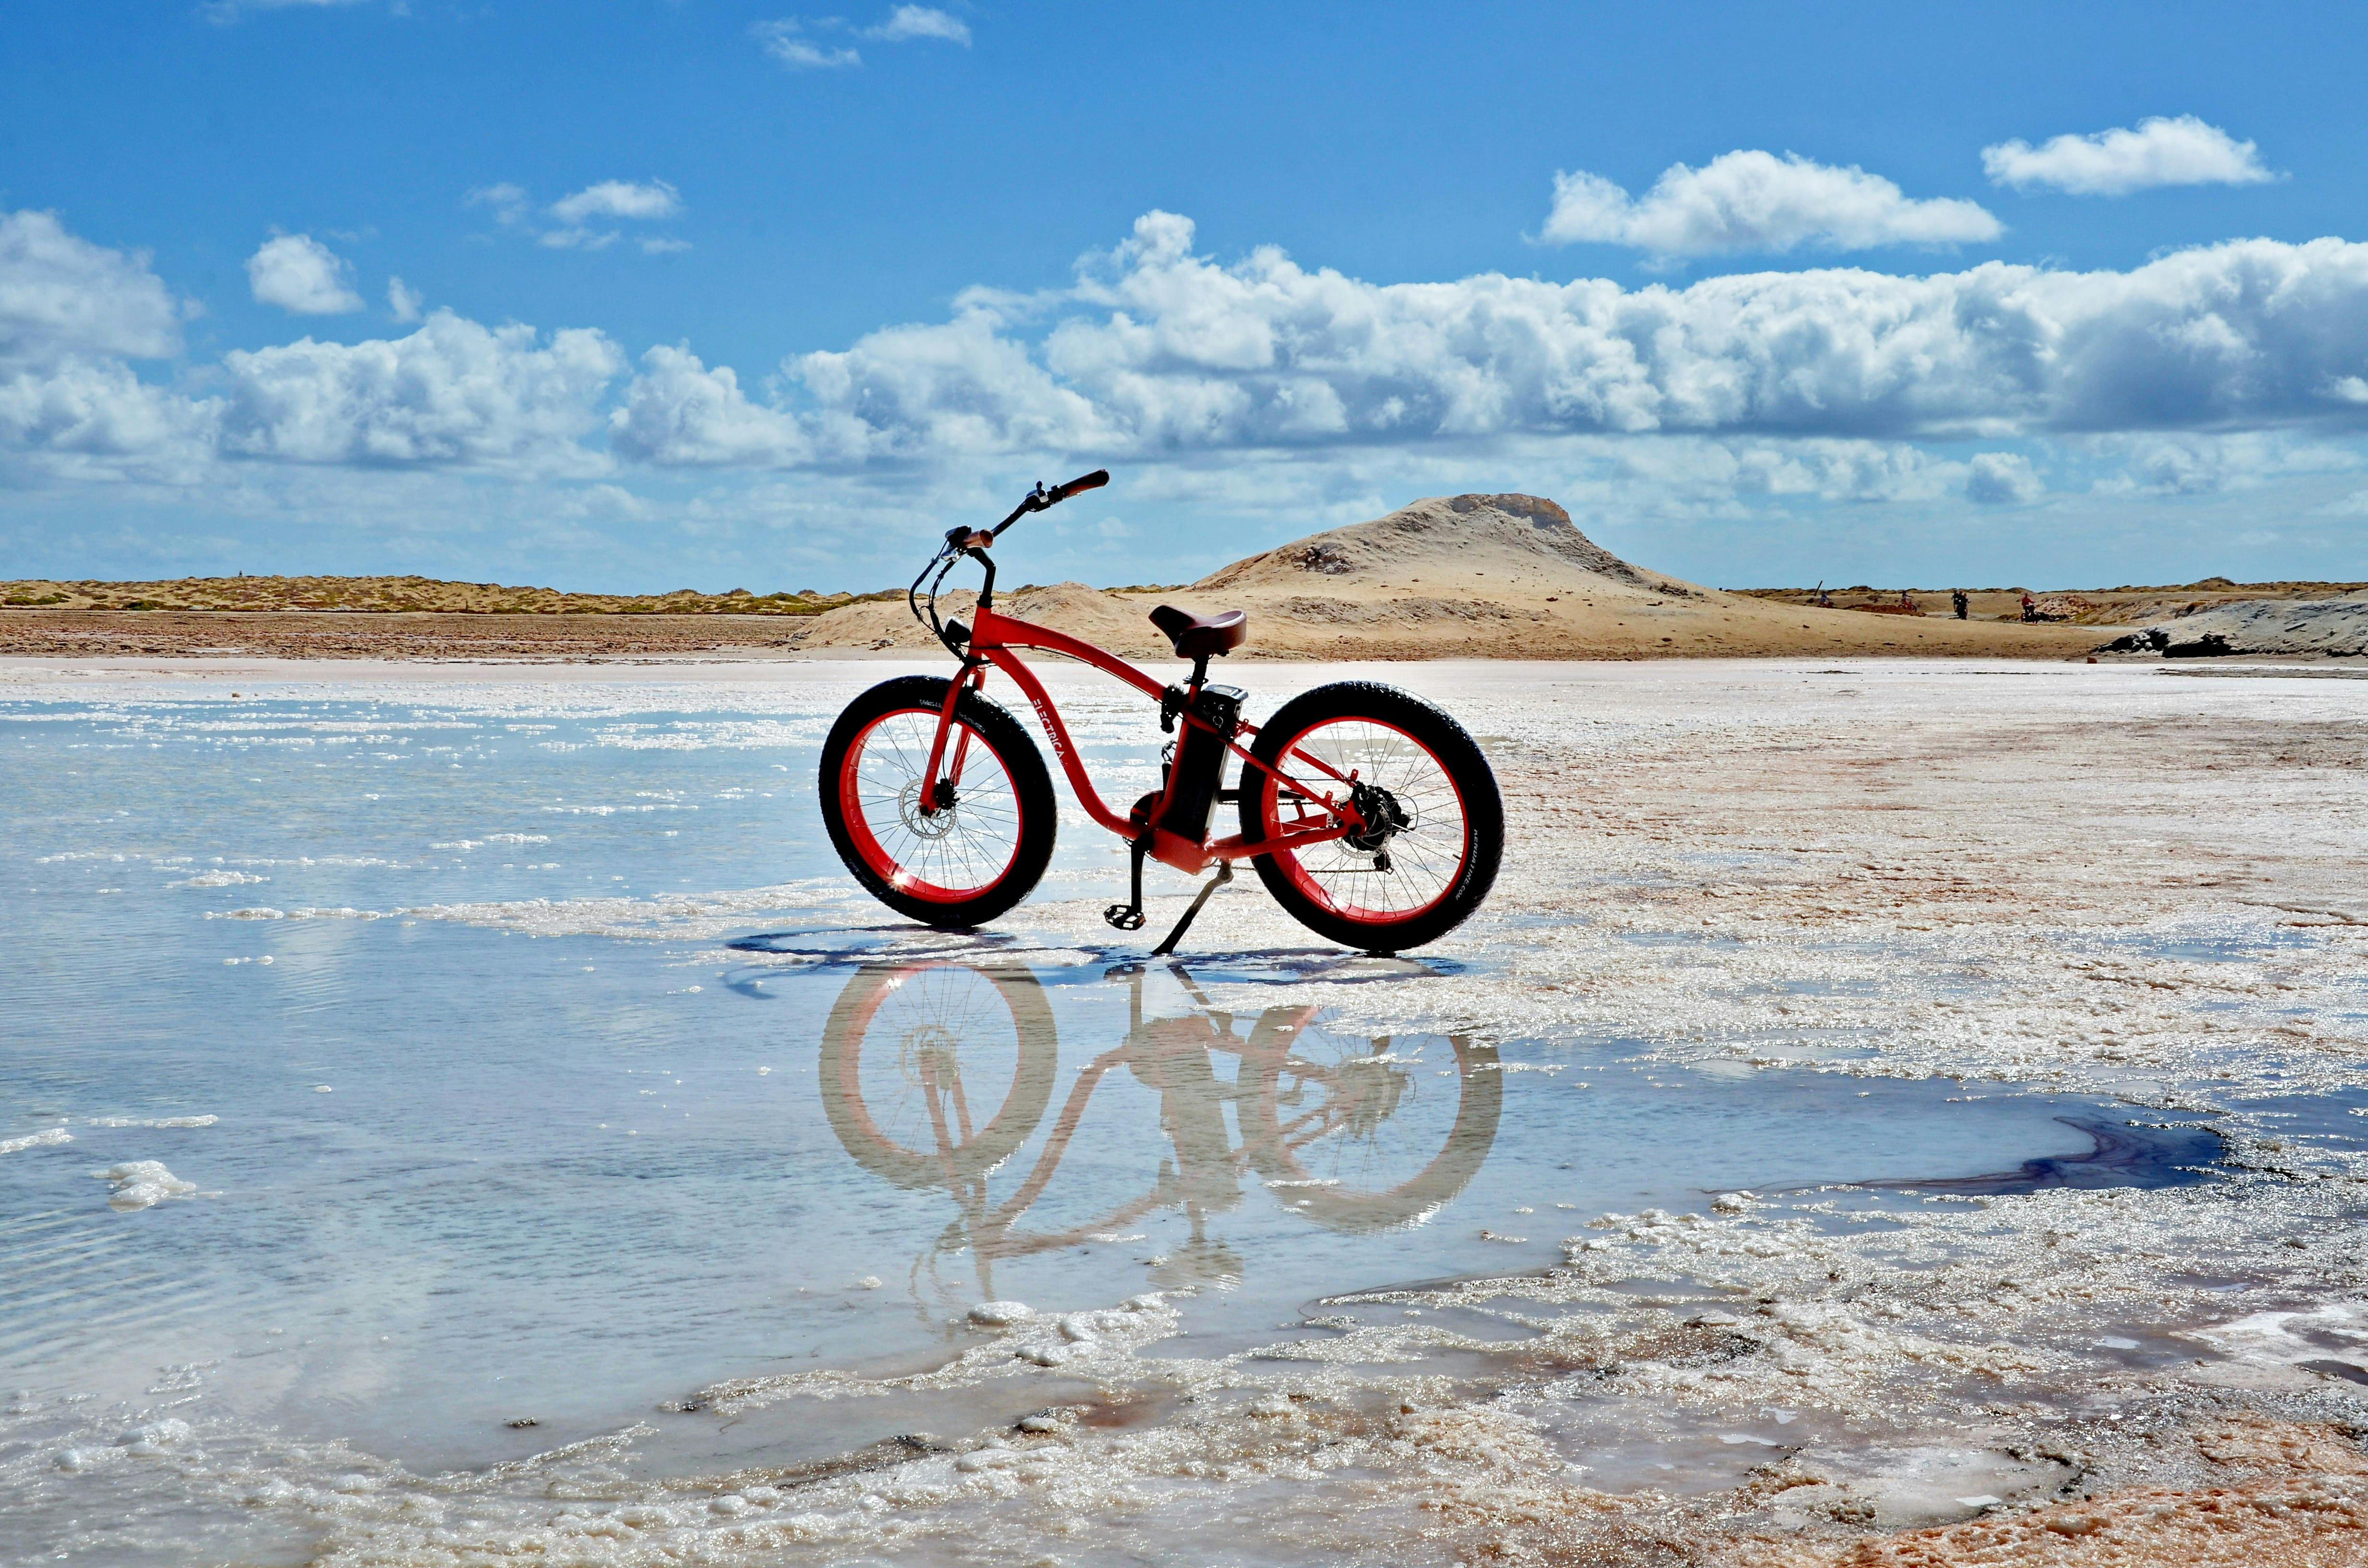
[839,709,1025,902]
[827,963,1030,1175]
[1262,717,1470,926]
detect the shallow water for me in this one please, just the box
[2,660,2360,1566]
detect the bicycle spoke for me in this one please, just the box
[847,709,1026,897]
[1260,716,1468,922]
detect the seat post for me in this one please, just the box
[1188,653,1211,688]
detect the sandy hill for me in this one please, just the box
[788,493,2105,661]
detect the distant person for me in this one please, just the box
[2020,591,2038,623]
[1952,589,1969,620]
[1816,586,1833,608]
[1898,589,1915,611]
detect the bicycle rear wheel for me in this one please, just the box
[1239,1012,1502,1233]
[820,675,1057,928]
[1237,681,1502,953]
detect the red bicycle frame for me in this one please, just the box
[919,601,1367,875]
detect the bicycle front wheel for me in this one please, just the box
[820,675,1057,928]
[1237,681,1502,953]
[817,960,1059,1190]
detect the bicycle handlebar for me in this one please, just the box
[916,470,1114,653]
[988,469,1111,539]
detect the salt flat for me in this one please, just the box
[3,657,2364,1566]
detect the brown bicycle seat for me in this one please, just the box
[1147,604,1247,661]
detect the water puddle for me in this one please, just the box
[1833,1116,2224,1195]
[0,936,2223,1479]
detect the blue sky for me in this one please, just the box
[4,1,2367,592]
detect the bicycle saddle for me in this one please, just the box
[1148,604,1247,660]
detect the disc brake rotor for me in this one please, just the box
[898,777,958,840]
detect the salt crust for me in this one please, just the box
[1727,1414,2368,1567]
[12,1175,2364,1565]
[90,1161,198,1211]
[197,880,859,940]
[78,1115,217,1128]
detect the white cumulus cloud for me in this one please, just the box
[1982,115,2276,196]
[864,5,969,43]
[467,183,532,226]
[753,8,967,69]
[539,228,621,252]
[0,355,217,482]
[2087,432,2353,497]
[471,182,687,254]
[0,209,206,482]
[0,209,183,366]
[619,211,2368,473]
[247,234,364,315]
[14,201,2368,552]
[1541,149,2001,257]
[752,20,860,69]
[550,180,683,224]
[216,310,623,472]
[609,345,811,466]
[4,210,636,483]
[1964,451,2043,504]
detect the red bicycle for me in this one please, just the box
[818,471,1504,953]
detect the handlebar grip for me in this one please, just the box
[1050,469,1110,501]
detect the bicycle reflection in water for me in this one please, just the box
[816,961,1501,1304]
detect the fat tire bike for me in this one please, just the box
[818,471,1504,954]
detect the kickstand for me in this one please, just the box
[1150,862,1233,957]
[1103,836,1150,931]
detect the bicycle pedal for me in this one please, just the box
[1103,904,1147,931]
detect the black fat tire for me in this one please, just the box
[1237,681,1503,954]
[819,675,1058,928]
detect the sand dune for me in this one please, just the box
[787,493,2106,661]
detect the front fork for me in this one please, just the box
[918,663,987,815]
